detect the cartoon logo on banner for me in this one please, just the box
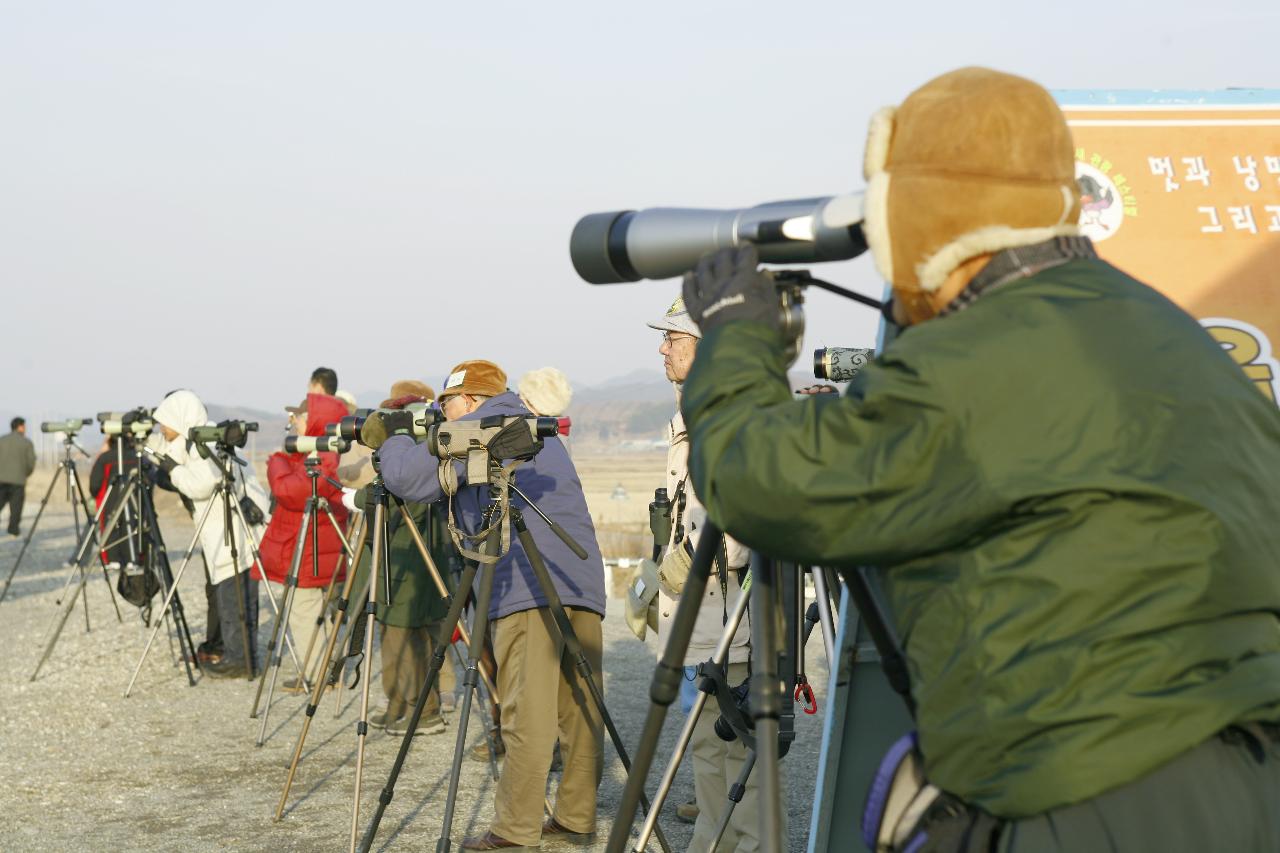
[1074,150,1138,242]
[1202,318,1280,404]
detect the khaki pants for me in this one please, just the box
[689,660,776,853]
[380,624,438,719]
[268,581,328,673]
[490,607,604,845]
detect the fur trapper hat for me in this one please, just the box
[862,67,1081,323]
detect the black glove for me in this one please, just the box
[681,245,779,334]
[359,409,415,450]
[220,419,246,448]
[156,454,178,474]
[489,419,543,461]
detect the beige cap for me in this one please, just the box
[646,295,701,339]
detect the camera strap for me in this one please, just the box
[672,476,732,619]
[440,458,519,565]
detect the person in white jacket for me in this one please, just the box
[151,390,270,678]
[641,296,766,853]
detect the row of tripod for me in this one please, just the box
[0,434,514,851]
[3,436,845,853]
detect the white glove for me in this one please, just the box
[341,487,359,512]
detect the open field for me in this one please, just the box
[0,462,831,852]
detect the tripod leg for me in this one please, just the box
[80,563,91,633]
[70,464,123,623]
[276,519,369,821]
[510,510,672,853]
[356,554,485,852]
[810,567,836,666]
[710,750,756,853]
[349,498,388,853]
[748,554,784,853]
[392,498,502,703]
[142,480,199,686]
[634,586,750,852]
[254,506,310,735]
[431,521,500,853]
[606,524,725,853]
[298,507,357,685]
[0,470,59,605]
[124,494,219,696]
[30,573,89,681]
[31,481,135,681]
[231,500,306,679]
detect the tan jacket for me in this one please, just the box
[657,407,751,666]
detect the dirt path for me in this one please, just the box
[0,479,830,852]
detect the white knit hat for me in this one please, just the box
[518,368,573,417]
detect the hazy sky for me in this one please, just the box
[2,1,1277,419]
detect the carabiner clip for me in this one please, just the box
[794,678,818,715]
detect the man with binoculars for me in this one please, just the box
[362,359,607,850]
[679,67,1280,850]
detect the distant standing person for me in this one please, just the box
[309,366,338,396]
[0,417,37,537]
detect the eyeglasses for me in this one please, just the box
[661,332,694,345]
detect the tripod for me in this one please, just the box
[32,438,199,684]
[274,493,509,820]
[123,441,276,693]
[0,433,121,617]
[252,455,354,745]
[292,506,361,692]
[703,564,830,851]
[609,526,896,853]
[358,459,673,853]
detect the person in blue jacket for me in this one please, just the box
[363,359,606,851]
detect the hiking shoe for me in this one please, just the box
[440,691,457,713]
[204,659,254,680]
[388,713,446,737]
[369,707,401,730]
[471,730,506,760]
[675,799,699,824]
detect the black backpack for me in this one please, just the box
[117,563,161,609]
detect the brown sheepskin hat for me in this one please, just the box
[862,67,1081,324]
[438,360,508,401]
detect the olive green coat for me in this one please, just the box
[352,492,458,629]
[682,257,1280,818]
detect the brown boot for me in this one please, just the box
[459,830,528,850]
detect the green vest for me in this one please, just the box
[682,258,1280,817]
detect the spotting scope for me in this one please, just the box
[569,193,866,284]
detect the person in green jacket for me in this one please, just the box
[349,381,461,737]
[679,67,1280,851]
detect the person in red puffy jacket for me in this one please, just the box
[255,392,350,677]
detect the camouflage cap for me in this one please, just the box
[645,295,701,339]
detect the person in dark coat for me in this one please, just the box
[0,417,37,536]
[254,392,350,669]
[348,381,459,735]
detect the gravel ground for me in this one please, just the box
[0,476,829,852]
